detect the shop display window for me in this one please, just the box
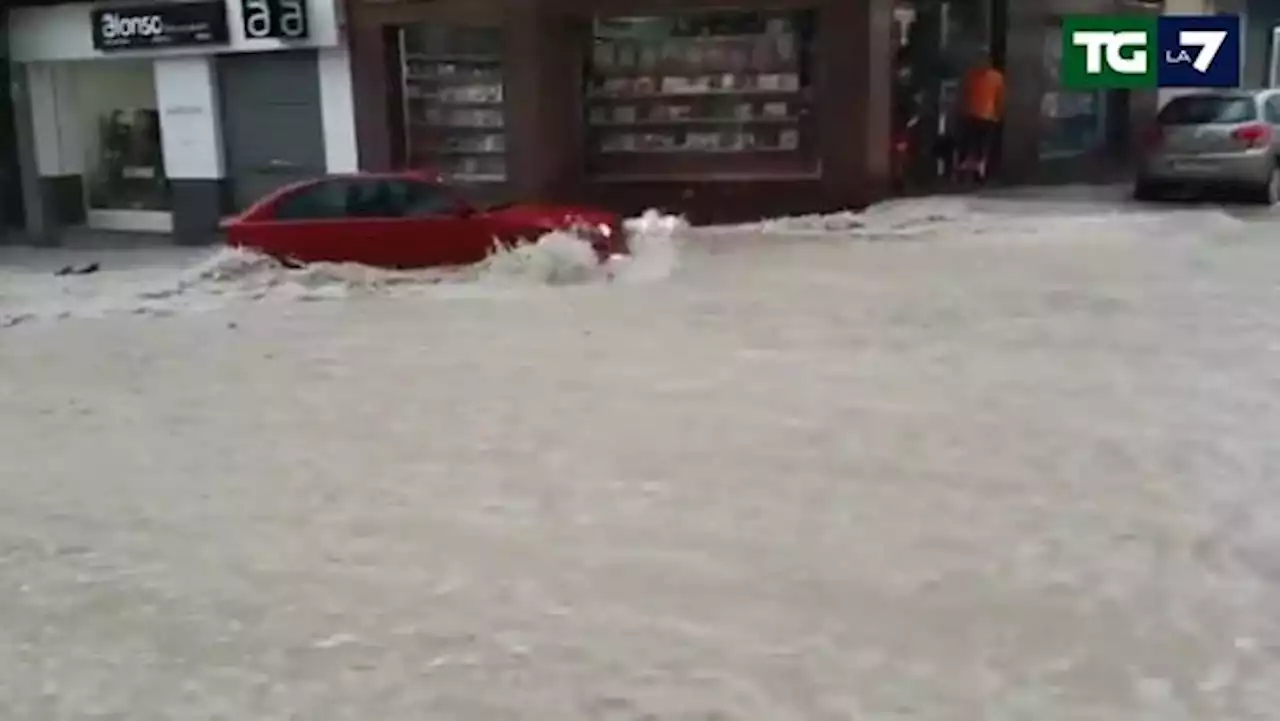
[399,24,507,182]
[77,62,169,212]
[585,10,818,179]
[1039,22,1106,159]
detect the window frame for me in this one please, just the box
[269,178,355,221]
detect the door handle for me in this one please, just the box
[265,159,300,170]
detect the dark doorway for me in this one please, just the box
[217,51,327,211]
[0,17,26,230]
[890,0,1006,193]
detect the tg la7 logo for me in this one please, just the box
[1060,15,1241,90]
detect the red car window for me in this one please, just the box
[345,180,399,218]
[273,180,352,220]
[385,179,458,217]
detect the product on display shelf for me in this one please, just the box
[584,10,816,177]
[639,46,659,72]
[616,43,637,69]
[661,40,684,64]
[400,24,508,181]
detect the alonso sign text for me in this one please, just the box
[91,1,231,51]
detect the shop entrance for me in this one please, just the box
[890,0,1005,192]
[0,27,23,231]
[218,50,327,211]
[73,60,172,233]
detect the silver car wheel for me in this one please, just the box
[1268,166,1280,206]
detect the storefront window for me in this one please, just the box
[584,10,817,180]
[76,61,169,212]
[1039,22,1106,159]
[399,25,507,182]
[938,0,993,76]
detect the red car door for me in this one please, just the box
[378,179,498,268]
[239,178,437,267]
[230,177,510,269]
[232,178,370,265]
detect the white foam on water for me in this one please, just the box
[0,211,686,327]
[711,195,1250,243]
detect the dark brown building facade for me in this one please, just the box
[347,0,1161,223]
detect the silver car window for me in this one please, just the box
[1265,96,1280,124]
[1157,96,1257,125]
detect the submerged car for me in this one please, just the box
[221,171,626,268]
[1135,89,1280,204]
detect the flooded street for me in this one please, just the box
[3,197,1280,719]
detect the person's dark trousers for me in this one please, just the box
[958,116,1000,182]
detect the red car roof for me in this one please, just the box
[225,169,448,225]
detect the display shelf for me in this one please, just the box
[584,11,816,179]
[452,174,506,182]
[592,171,821,182]
[404,97,505,106]
[399,25,508,182]
[593,132,801,153]
[588,92,807,101]
[589,116,800,127]
[408,122,507,131]
[596,147,798,155]
[433,149,506,155]
[587,76,807,99]
[403,53,504,64]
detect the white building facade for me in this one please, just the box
[7,0,357,243]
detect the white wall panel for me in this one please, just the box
[27,64,61,176]
[154,56,224,178]
[318,46,358,172]
[27,63,83,176]
[51,65,84,174]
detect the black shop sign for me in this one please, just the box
[241,0,310,41]
[91,1,230,51]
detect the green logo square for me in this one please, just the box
[1061,15,1158,89]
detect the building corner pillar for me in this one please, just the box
[154,55,228,245]
[11,62,50,244]
[999,1,1049,184]
[820,0,894,209]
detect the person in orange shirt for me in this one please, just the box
[956,53,1005,181]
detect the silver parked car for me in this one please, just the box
[1135,89,1280,204]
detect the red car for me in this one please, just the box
[221,171,627,268]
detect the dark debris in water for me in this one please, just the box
[1,313,35,329]
[54,262,101,276]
